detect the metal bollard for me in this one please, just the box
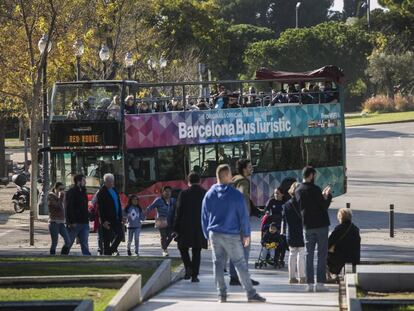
[390,204,394,238]
[346,202,351,209]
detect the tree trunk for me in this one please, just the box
[0,117,6,178]
[30,113,39,220]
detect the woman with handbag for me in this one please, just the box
[146,186,175,257]
[327,208,361,279]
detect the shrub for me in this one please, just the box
[394,94,412,111]
[362,95,395,113]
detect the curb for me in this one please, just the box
[346,118,414,128]
[171,263,185,284]
[141,259,172,302]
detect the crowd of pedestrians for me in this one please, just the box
[48,163,360,303]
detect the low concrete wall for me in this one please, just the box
[105,274,141,311]
[346,274,362,311]
[141,259,171,301]
[357,265,414,292]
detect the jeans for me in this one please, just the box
[288,247,306,280]
[68,223,91,255]
[179,248,201,278]
[159,227,173,251]
[48,222,71,255]
[229,239,250,279]
[209,231,256,299]
[102,222,123,255]
[127,227,141,254]
[305,226,329,284]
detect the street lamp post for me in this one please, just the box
[124,52,133,80]
[99,44,110,79]
[73,39,84,81]
[367,0,371,29]
[295,2,301,28]
[37,34,52,220]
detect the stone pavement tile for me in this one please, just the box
[135,273,338,311]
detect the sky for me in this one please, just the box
[332,0,383,11]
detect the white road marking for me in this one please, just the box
[375,150,386,156]
[0,230,14,238]
[357,151,366,156]
[393,150,404,157]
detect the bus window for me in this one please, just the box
[279,138,304,171]
[50,152,124,193]
[303,135,342,167]
[189,145,216,177]
[157,146,187,181]
[250,141,275,172]
[217,142,249,173]
[126,150,157,193]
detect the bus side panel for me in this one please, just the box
[135,177,216,219]
[251,166,345,207]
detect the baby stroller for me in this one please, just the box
[254,213,288,269]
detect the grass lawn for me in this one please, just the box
[0,287,117,311]
[345,111,414,127]
[362,304,414,311]
[0,256,183,282]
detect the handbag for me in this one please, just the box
[155,216,168,229]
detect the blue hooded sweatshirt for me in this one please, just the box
[201,183,251,239]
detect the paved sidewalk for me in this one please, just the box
[135,266,338,311]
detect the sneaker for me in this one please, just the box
[299,277,307,284]
[248,293,266,303]
[127,250,132,256]
[135,253,139,257]
[305,284,314,292]
[315,283,329,292]
[218,295,227,303]
[162,250,169,257]
[251,279,260,286]
[229,277,241,286]
[289,278,299,284]
[191,277,200,283]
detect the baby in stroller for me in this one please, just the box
[255,220,288,269]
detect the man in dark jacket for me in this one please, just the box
[97,173,123,255]
[65,174,91,255]
[173,172,207,282]
[295,166,332,292]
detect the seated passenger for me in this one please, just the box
[300,88,314,105]
[310,85,323,104]
[196,98,209,110]
[288,84,300,103]
[213,85,229,109]
[186,96,199,111]
[218,147,230,164]
[67,100,81,120]
[108,95,121,120]
[228,94,240,108]
[323,81,338,103]
[138,102,151,113]
[271,90,288,105]
[96,98,110,120]
[170,98,184,111]
[81,98,96,120]
[125,95,137,114]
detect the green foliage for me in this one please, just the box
[216,0,334,34]
[244,22,374,84]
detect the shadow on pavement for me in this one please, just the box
[346,127,414,139]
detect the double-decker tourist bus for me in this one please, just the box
[49,65,346,216]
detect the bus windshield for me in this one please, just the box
[50,82,122,121]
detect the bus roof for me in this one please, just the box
[256,65,344,84]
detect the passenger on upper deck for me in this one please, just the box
[271,89,288,105]
[323,81,338,103]
[138,102,151,114]
[213,85,229,109]
[67,100,81,120]
[196,98,210,110]
[125,95,137,114]
[301,88,314,105]
[108,95,121,120]
[170,98,184,111]
[81,98,95,120]
[288,84,300,103]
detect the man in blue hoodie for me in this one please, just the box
[202,164,265,303]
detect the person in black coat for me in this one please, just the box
[328,208,361,275]
[295,166,332,292]
[65,174,91,255]
[173,172,207,282]
[97,173,123,255]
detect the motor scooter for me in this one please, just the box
[11,173,30,213]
